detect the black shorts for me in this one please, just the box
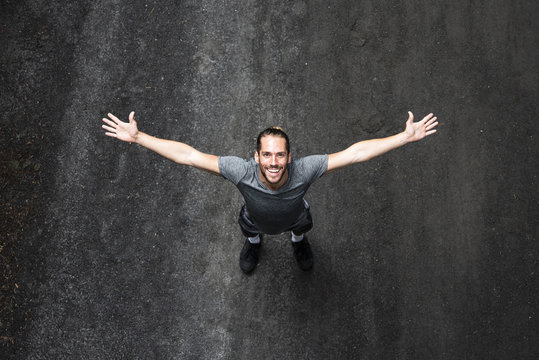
[237,200,314,237]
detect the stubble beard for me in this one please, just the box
[260,164,288,186]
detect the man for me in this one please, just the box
[102,111,438,273]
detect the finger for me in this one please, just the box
[102,124,116,132]
[129,111,135,123]
[425,116,437,126]
[102,118,117,127]
[104,132,117,137]
[426,121,439,131]
[108,113,121,124]
[420,113,434,125]
[425,129,437,136]
[407,111,414,124]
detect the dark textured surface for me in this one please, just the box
[1,0,537,359]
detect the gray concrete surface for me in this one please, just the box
[1,0,537,359]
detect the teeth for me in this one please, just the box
[268,169,279,173]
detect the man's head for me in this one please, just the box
[255,127,291,189]
[256,127,290,154]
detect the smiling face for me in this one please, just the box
[255,135,291,190]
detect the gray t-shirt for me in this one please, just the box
[218,155,328,234]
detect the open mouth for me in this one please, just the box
[266,168,282,178]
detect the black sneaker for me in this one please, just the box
[239,239,260,274]
[292,237,313,271]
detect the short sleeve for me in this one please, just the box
[218,156,249,185]
[294,154,328,185]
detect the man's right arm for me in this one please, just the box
[102,111,220,175]
[135,132,220,174]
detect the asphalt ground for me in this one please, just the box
[1,0,538,359]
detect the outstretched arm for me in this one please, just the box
[102,111,220,175]
[326,112,438,173]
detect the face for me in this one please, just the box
[255,135,291,189]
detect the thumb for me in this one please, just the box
[407,111,414,124]
[129,111,135,123]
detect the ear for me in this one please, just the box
[254,151,259,164]
[287,152,292,163]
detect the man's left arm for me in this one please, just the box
[326,112,438,173]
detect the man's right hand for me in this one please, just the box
[102,111,139,143]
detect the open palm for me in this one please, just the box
[102,112,138,143]
[405,111,438,142]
